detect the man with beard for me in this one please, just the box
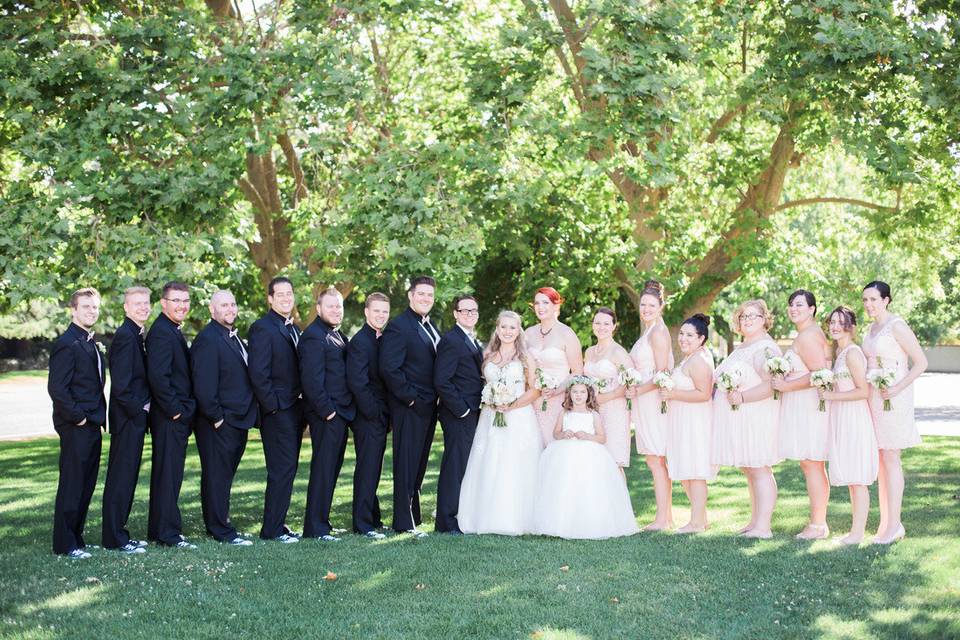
[190,290,257,545]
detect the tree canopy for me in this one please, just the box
[1,0,957,344]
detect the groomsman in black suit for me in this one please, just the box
[146,281,198,549]
[48,288,106,558]
[247,276,304,543]
[346,292,391,539]
[433,295,483,534]
[101,286,152,554]
[191,290,257,545]
[380,275,440,536]
[300,287,355,541]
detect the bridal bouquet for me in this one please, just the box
[534,367,563,411]
[618,364,644,411]
[716,367,744,411]
[482,378,520,427]
[866,360,897,411]
[652,371,675,414]
[764,352,792,400]
[809,368,834,412]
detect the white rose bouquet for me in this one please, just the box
[618,364,644,411]
[764,352,792,400]
[534,367,563,412]
[652,371,675,414]
[866,363,897,411]
[809,368,834,412]
[482,377,521,427]
[716,367,744,411]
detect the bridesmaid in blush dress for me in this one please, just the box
[821,306,879,546]
[711,299,782,539]
[583,307,632,473]
[525,287,583,448]
[626,280,674,530]
[771,290,832,540]
[659,314,716,534]
[861,281,927,545]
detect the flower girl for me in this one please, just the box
[533,378,639,539]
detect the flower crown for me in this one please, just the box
[567,375,598,389]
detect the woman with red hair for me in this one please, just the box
[524,287,583,446]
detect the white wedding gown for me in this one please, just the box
[457,360,543,535]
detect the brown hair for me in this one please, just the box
[161,281,189,299]
[316,287,342,305]
[69,287,100,308]
[562,379,599,412]
[640,279,665,305]
[365,292,390,307]
[827,305,858,334]
[408,276,436,292]
[594,306,617,325]
[731,299,774,333]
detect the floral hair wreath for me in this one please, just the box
[567,374,598,389]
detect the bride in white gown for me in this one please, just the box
[458,310,544,535]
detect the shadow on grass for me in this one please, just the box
[0,433,958,639]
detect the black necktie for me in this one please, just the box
[229,328,248,364]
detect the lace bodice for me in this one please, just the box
[863,317,909,378]
[833,344,864,392]
[483,359,527,396]
[562,411,595,435]
[715,338,780,388]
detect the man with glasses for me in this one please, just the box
[146,281,198,549]
[433,295,483,534]
[102,286,152,554]
[247,276,305,543]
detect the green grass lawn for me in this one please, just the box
[1,433,958,639]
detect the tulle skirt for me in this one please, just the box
[828,400,879,486]
[634,391,669,456]
[778,387,830,461]
[599,397,630,466]
[665,400,717,481]
[534,440,639,540]
[711,396,781,468]
[459,405,543,535]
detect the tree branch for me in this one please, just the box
[278,132,308,206]
[774,197,897,213]
[706,104,748,143]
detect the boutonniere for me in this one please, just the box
[96,341,107,355]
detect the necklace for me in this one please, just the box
[538,323,554,338]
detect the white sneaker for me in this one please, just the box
[274,533,299,544]
[227,536,253,546]
[119,542,146,554]
[174,540,197,550]
[67,548,92,560]
[364,531,386,540]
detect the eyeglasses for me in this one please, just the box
[739,313,764,322]
[456,308,479,316]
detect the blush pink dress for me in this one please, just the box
[630,324,674,456]
[777,349,830,461]
[711,338,782,468]
[827,345,879,486]
[664,350,717,481]
[584,358,630,466]
[862,317,921,450]
[528,346,570,447]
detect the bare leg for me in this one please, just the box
[677,479,708,533]
[876,454,889,538]
[796,459,830,539]
[840,485,869,545]
[643,455,673,531]
[738,468,757,534]
[743,467,777,538]
[874,449,906,544]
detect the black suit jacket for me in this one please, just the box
[48,322,107,427]
[347,323,388,421]
[190,320,258,429]
[108,317,150,431]
[434,326,484,418]
[379,307,439,406]
[146,312,196,423]
[247,310,301,415]
[300,318,356,422]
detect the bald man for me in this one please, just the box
[190,290,258,545]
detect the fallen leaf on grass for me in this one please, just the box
[323,572,338,581]
[84,577,101,584]
[610,597,620,604]
[415,583,427,591]
[559,564,569,572]
[530,632,544,639]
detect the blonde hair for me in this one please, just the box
[483,310,529,371]
[123,286,150,302]
[732,298,774,333]
[563,379,599,412]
